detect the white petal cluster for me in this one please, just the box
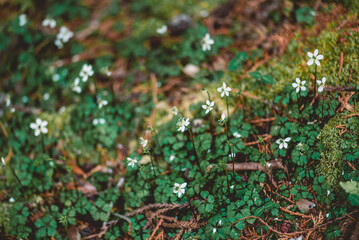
[172,106,178,115]
[173,182,187,198]
[307,49,323,66]
[42,18,56,28]
[218,113,226,125]
[276,137,291,149]
[55,26,74,49]
[72,78,81,93]
[317,77,326,93]
[79,64,94,82]
[292,78,306,93]
[233,132,241,138]
[177,118,190,132]
[139,137,148,148]
[30,118,48,136]
[127,157,138,168]
[202,100,214,114]
[201,33,214,51]
[19,14,27,26]
[156,25,167,35]
[92,118,105,125]
[217,82,231,98]
[98,99,108,109]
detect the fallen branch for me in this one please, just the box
[226,160,288,187]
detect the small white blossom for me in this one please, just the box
[79,64,94,82]
[201,33,214,51]
[317,77,326,93]
[233,132,241,138]
[218,113,226,125]
[327,190,330,196]
[290,236,303,240]
[43,93,50,101]
[202,100,214,114]
[218,220,223,225]
[156,25,167,35]
[93,118,106,126]
[292,78,306,93]
[1,157,5,166]
[127,157,138,168]
[173,182,187,198]
[52,73,60,82]
[72,78,81,93]
[55,26,73,49]
[172,106,178,115]
[169,155,175,161]
[9,197,15,203]
[177,117,190,132]
[296,142,303,151]
[139,137,148,148]
[217,82,231,97]
[19,14,27,26]
[97,99,108,108]
[100,67,112,76]
[326,213,330,218]
[213,228,217,234]
[30,118,48,136]
[276,137,291,149]
[307,49,323,66]
[42,18,56,28]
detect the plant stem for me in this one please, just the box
[226,96,230,125]
[152,128,161,154]
[314,64,317,96]
[8,164,23,187]
[224,122,235,176]
[187,128,202,174]
[148,151,156,177]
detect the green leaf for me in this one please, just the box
[340,181,359,196]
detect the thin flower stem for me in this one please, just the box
[187,128,202,174]
[148,151,156,177]
[8,164,23,187]
[314,64,317,96]
[226,96,230,125]
[152,128,161,155]
[224,122,235,176]
[225,166,231,195]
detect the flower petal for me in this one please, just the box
[30,123,37,129]
[307,59,314,65]
[315,60,320,66]
[284,137,291,142]
[322,77,326,83]
[314,49,318,56]
[292,83,298,88]
[296,78,300,84]
[307,52,313,58]
[316,55,323,60]
[283,142,288,149]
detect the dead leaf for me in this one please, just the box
[296,199,316,214]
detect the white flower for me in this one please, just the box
[42,18,56,28]
[156,25,167,35]
[79,64,94,82]
[177,117,190,132]
[296,142,303,151]
[19,14,27,26]
[276,137,291,149]
[217,82,231,97]
[290,236,303,240]
[173,182,187,198]
[218,220,223,225]
[97,99,108,108]
[327,190,330,196]
[292,78,306,93]
[30,118,48,136]
[1,157,5,166]
[233,132,241,138]
[55,26,73,48]
[326,213,330,218]
[9,197,15,203]
[307,49,323,66]
[100,67,112,76]
[72,78,81,93]
[127,157,138,168]
[139,137,148,148]
[218,113,226,125]
[93,118,105,125]
[202,100,214,114]
[213,228,217,234]
[201,33,214,51]
[172,106,178,115]
[317,77,326,93]
[169,155,175,161]
[43,93,50,100]
[229,153,236,158]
